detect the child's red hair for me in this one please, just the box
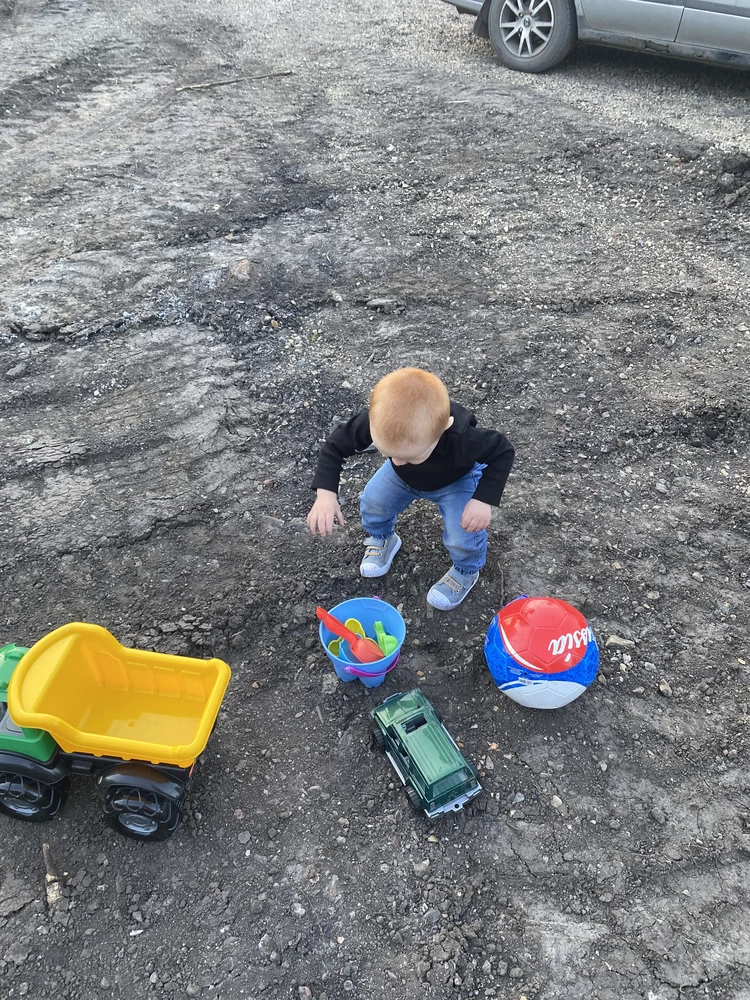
[369,368,450,450]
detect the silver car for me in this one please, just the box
[442,0,750,72]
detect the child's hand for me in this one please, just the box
[461,499,492,533]
[307,489,347,536]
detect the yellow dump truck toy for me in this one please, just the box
[0,623,231,842]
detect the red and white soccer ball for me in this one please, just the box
[484,596,599,709]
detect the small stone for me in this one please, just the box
[692,571,704,582]
[605,635,635,647]
[423,907,441,924]
[658,680,673,698]
[187,986,200,997]
[366,297,399,313]
[599,761,608,773]
[484,755,494,771]
[258,933,275,955]
[292,902,306,917]
[343,981,354,992]
[322,675,338,695]
[298,988,313,1000]
[413,859,430,877]
[510,967,524,979]
[650,807,667,825]
[238,831,251,844]
[513,792,525,804]
[496,961,508,976]
[551,795,563,809]
[655,482,668,494]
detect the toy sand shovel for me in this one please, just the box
[374,621,398,655]
[316,607,384,663]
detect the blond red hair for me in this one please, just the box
[369,368,450,450]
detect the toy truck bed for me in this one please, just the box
[7,623,231,768]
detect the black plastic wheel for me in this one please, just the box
[0,772,69,822]
[488,0,576,73]
[102,785,184,842]
[373,728,385,751]
[406,786,423,815]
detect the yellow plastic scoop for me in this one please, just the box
[344,619,366,639]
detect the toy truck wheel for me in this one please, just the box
[373,728,385,751]
[406,786,423,815]
[0,772,70,822]
[102,785,184,842]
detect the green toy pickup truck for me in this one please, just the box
[371,689,481,819]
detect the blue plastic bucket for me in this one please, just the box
[319,597,406,688]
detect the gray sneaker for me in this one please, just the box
[427,567,479,611]
[360,534,402,578]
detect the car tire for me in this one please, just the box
[406,786,423,815]
[102,785,184,842]
[373,728,385,751]
[487,0,576,73]
[0,772,69,822]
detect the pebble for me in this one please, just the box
[650,807,667,825]
[292,902,306,917]
[258,933,275,954]
[413,859,430,877]
[238,831,251,844]
[298,988,313,999]
[606,635,635,647]
[551,795,563,809]
[186,987,200,997]
[692,571,704,582]
[510,967,524,979]
[423,907,441,924]
[658,680,673,697]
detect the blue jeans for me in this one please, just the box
[360,462,487,576]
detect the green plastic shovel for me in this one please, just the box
[374,621,398,656]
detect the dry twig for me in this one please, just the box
[42,843,65,909]
[176,70,294,93]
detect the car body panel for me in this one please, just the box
[581,0,684,41]
[677,5,750,51]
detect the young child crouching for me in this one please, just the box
[307,368,514,611]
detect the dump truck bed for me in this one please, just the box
[7,623,231,768]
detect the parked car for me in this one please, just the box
[442,0,750,72]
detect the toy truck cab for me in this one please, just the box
[371,689,481,819]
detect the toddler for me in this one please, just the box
[307,368,514,610]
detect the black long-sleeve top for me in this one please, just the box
[312,402,515,506]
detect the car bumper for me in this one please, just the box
[426,782,482,819]
[441,0,483,15]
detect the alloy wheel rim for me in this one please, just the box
[499,0,555,58]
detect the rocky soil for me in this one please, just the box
[1,1,749,999]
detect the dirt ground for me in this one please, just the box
[1,1,750,998]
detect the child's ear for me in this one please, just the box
[445,415,454,431]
